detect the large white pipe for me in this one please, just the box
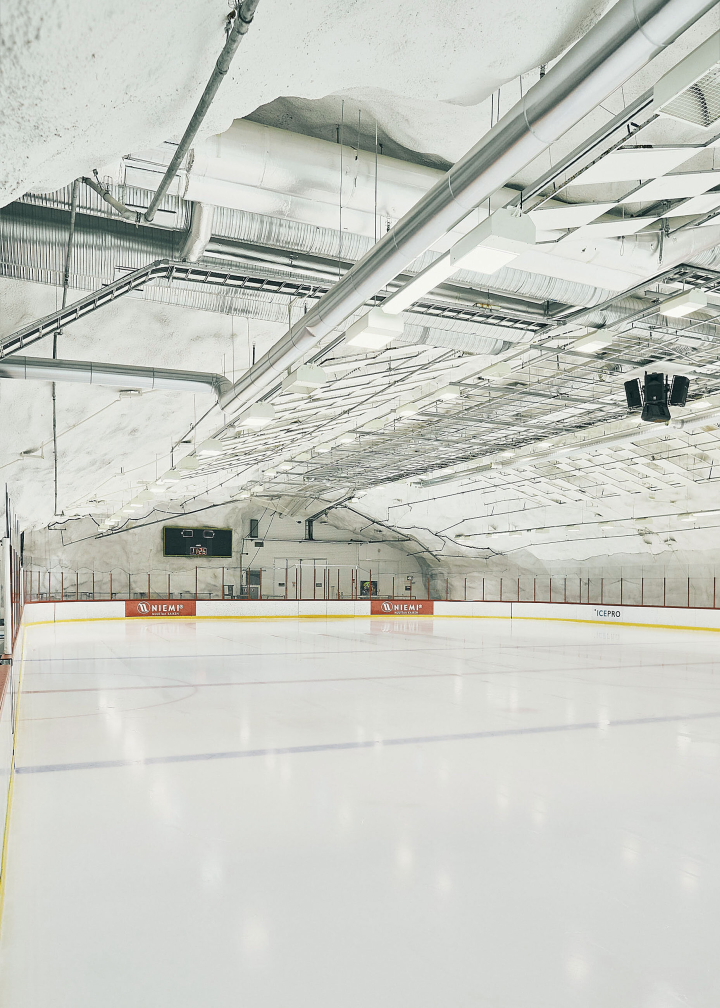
[123,120,516,243]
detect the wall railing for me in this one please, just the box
[22,568,720,609]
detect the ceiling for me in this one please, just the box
[3,0,720,573]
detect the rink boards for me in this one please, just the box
[19,598,720,633]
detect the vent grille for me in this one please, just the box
[659,63,720,129]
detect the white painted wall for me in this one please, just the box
[24,502,423,599]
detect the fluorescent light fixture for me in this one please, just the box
[659,290,707,317]
[314,444,332,453]
[250,484,265,494]
[436,384,461,400]
[381,258,458,315]
[480,361,512,380]
[276,462,293,471]
[701,509,720,516]
[449,208,535,275]
[344,308,405,348]
[262,467,278,477]
[282,365,328,393]
[502,450,515,458]
[383,209,535,315]
[361,418,385,432]
[572,332,615,353]
[237,403,276,428]
[236,491,250,499]
[336,432,357,443]
[197,438,225,456]
[680,512,696,520]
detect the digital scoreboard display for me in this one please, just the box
[163,527,232,558]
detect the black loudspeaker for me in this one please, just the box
[669,374,690,406]
[644,372,667,403]
[624,379,642,410]
[642,401,672,423]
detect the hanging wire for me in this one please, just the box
[374,119,379,244]
[338,99,344,280]
[52,177,80,517]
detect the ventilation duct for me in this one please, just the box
[0,355,231,399]
[653,29,720,129]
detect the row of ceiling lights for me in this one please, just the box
[95,193,720,529]
[454,507,720,539]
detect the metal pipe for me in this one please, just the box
[0,355,232,399]
[81,174,140,222]
[144,0,261,222]
[217,0,716,415]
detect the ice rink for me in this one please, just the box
[1,615,719,1007]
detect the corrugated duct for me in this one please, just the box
[15,182,642,314]
[0,202,508,354]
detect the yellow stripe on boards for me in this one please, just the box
[512,616,720,633]
[19,612,720,635]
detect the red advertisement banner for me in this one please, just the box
[125,599,196,618]
[370,599,434,616]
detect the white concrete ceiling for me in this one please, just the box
[3,0,720,574]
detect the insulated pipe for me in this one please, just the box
[0,356,231,398]
[144,0,261,222]
[217,0,717,414]
[180,203,216,261]
[175,119,518,241]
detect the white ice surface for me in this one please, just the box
[1,615,719,1007]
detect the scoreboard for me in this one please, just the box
[163,527,232,558]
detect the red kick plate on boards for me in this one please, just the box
[125,599,196,617]
[370,600,434,615]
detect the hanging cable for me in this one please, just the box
[338,99,344,279]
[374,119,379,244]
[52,178,80,517]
